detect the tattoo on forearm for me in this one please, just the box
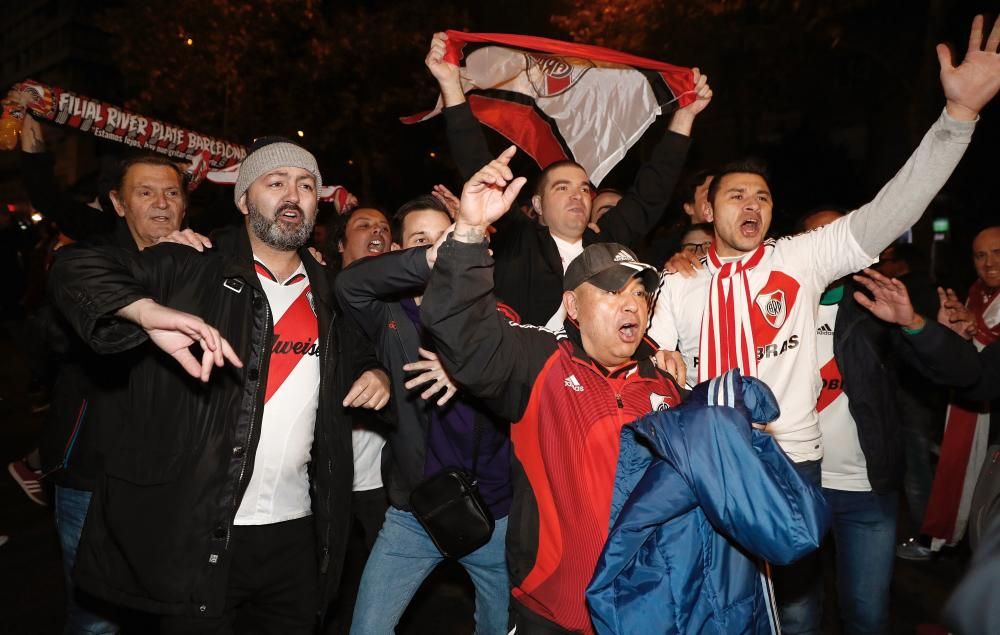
[454,226,486,243]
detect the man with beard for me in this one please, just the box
[48,137,388,633]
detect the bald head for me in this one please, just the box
[972,226,1000,290]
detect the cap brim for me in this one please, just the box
[586,263,659,294]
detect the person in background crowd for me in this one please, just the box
[872,241,946,554]
[908,225,1000,559]
[679,222,714,259]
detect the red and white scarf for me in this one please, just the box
[698,244,769,382]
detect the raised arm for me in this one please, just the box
[421,147,558,422]
[590,70,711,247]
[848,15,1000,257]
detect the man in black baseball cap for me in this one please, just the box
[419,147,685,632]
[562,242,660,371]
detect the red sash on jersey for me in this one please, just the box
[265,285,319,404]
[920,282,997,545]
[698,244,768,382]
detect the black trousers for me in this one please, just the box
[160,515,318,635]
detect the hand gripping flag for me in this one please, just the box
[403,31,696,185]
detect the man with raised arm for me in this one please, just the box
[425,32,712,327]
[648,15,1000,633]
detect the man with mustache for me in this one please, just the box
[48,137,387,633]
[649,16,1000,632]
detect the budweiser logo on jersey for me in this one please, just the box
[755,289,787,329]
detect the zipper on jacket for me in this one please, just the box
[615,393,624,409]
[319,316,334,573]
[226,294,270,551]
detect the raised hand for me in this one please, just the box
[668,68,713,135]
[851,268,923,329]
[936,287,977,340]
[431,184,461,219]
[403,347,458,406]
[425,32,465,106]
[939,15,1000,121]
[117,298,243,382]
[455,145,527,242]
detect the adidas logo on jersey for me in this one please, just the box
[614,250,634,263]
[564,374,585,392]
[817,323,834,335]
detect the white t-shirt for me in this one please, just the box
[815,302,871,491]
[235,260,320,525]
[352,429,385,492]
[544,234,585,330]
[649,216,875,462]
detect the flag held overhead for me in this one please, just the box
[404,31,696,185]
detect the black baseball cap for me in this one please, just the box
[563,243,659,293]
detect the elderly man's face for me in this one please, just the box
[111,163,186,250]
[240,166,319,251]
[563,276,650,370]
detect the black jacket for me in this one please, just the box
[334,247,512,515]
[39,221,138,490]
[834,284,904,493]
[444,103,691,326]
[48,226,364,618]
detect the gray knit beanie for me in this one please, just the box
[234,136,322,206]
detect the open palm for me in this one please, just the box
[939,15,1000,120]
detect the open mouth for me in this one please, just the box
[150,215,171,223]
[278,205,304,223]
[618,321,639,342]
[367,238,386,253]
[740,216,761,238]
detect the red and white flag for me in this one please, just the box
[403,31,697,185]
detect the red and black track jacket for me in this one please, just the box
[422,238,682,633]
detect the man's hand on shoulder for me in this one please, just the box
[154,229,213,252]
[663,251,703,278]
[652,349,687,387]
[117,298,243,382]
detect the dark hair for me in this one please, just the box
[115,155,187,197]
[682,222,715,238]
[706,159,771,207]
[795,205,850,233]
[680,169,716,205]
[533,159,588,197]
[392,195,451,241]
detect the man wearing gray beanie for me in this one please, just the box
[47,136,390,633]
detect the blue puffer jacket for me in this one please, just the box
[587,370,830,634]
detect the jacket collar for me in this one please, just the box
[214,224,334,317]
[561,317,660,379]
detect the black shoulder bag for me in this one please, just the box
[409,421,495,559]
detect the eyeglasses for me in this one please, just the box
[681,241,712,255]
